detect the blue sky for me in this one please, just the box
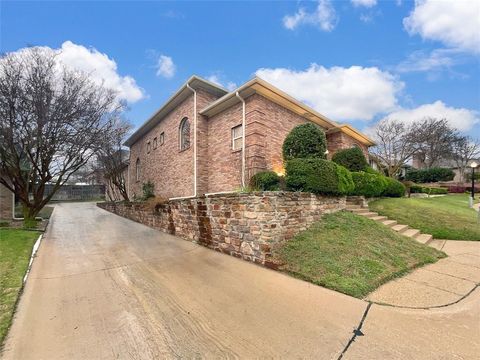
[2,0,479,137]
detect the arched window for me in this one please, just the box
[179,117,190,151]
[135,158,140,182]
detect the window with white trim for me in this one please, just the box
[153,137,158,149]
[232,124,243,151]
[147,141,151,153]
[159,132,165,145]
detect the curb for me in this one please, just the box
[23,233,43,283]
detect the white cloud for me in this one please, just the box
[395,48,462,73]
[384,101,479,132]
[403,0,480,54]
[155,55,176,78]
[256,64,403,122]
[206,74,237,91]
[283,0,338,31]
[351,0,377,8]
[56,41,144,103]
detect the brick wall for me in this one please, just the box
[98,192,346,267]
[128,89,220,199]
[326,131,369,159]
[0,183,13,219]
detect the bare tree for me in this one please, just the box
[0,47,122,225]
[95,118,131,202]
[370,119,418,177]
[450,136,480,183]
[411,118,458,168]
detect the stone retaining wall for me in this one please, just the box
[98,192,347,267]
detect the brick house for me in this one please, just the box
[125,76,374,199]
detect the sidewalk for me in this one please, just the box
[367,240,480,308]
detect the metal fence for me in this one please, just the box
[44,184,105,201]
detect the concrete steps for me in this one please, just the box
[345,205,434,245]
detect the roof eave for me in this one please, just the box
[124,75,227,147]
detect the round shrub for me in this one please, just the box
[382,177,406,197]
[249,171,281,191]
[282,123,327,161]
[350,172,388,197]
[331,147,369,172]
[285,158,354,195]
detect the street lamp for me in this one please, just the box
[470,161,478,200]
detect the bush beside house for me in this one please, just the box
[382,177,406,197]
[331,147,369,172]
[250,171,281,191]
[282,123,327,161]
[285,159,354,195]
[282,123,406,199]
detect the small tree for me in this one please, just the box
[96,118,132,202]
[282,123,327,161]
[0,47,122,225]
[450,135,480,183]
[411,118,458,168]
[369,119,418,178]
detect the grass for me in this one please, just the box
[370,194,480,241]
[275,211,445,298]
[0,229,39,345]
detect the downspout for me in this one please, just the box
[235,92,246,187]
[186,83,197,197]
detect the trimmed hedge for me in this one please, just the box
[285,158,354,195]
[250,171,281,191]
[406,167,455,183]
[410,185,448,195]
[336,164,356,195]
[332,147,369,172]
[282,123,327,161]
[350,171,388,197]
[383,177,406,197]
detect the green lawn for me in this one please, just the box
[0,229,39,345]
[275,211,445,298]
[370,194,480,241]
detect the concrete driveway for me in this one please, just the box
[2,202,479,359]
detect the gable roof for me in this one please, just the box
[200,77,375,146]
[124,75,228,147]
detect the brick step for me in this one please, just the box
[381,219,397,227]
[415,233,433,244]
[357,212,378,218]
[370,215,388,221]
[402,228,421,238]
[345,204,362,209]
[347,208,370,213]
[392,224,409,233]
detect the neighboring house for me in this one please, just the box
[125,76,375,199]
[412,154,479,183]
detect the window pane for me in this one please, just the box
[233,138,242,150]
[180,118,190,150]
[233,125,242,138]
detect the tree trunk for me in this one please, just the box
[22,203,38,228]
